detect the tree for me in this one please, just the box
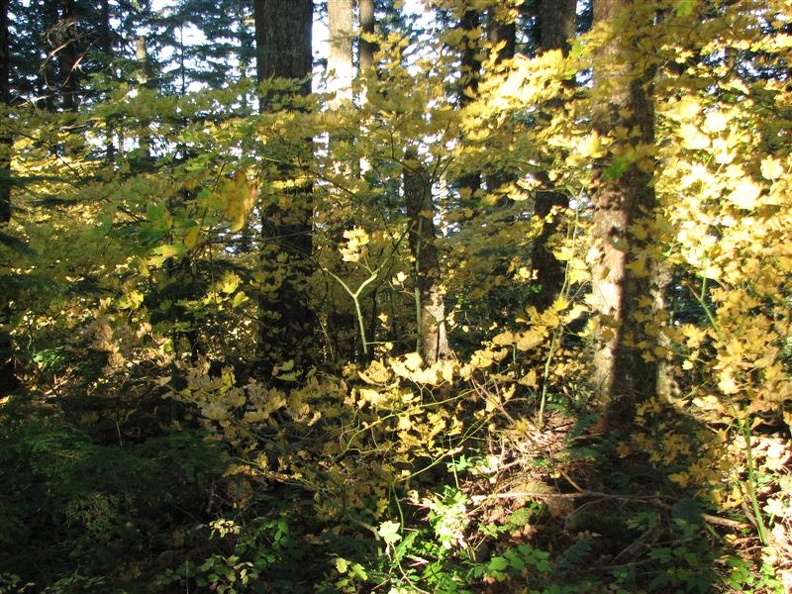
[327,0,354,108]
[358,0,376,72]
[587,0,660,423]
[0,0,16,396]
[404,148,452,363]
[0,0,8,225]
[528,0,577,312]
[253,0,316,371]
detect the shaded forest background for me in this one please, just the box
[0,0,791,592]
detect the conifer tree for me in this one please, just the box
[253,0,317,371]
[528,0,577,311]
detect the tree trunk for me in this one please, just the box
[253,0,316,371]
[0,0,8,224]
[588,0,660,424]
[59,0,79,111]
[528,0,577,312]
[456,8,482,199]
[327,0,354,108]
[0,0,17,395]
[404,149,452,364]
[358,0,376,72]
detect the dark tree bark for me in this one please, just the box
[59,0,79,111]
[456,8,482,199]
[254,0,312,91]
[253,0,316,371]
[0,0,8,223]
[404,149,452,364]
[358,0,376,72]
[588,0,660,424]
[0,0,17,395]
[483,7,516,196]
[527,0,577,312]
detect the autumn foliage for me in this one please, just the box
[1,0,791,592]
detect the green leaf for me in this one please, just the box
[605,157,630,180]
[488,556,509,571]
[675,0,694,16]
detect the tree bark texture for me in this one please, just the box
[588,0,661,423]
[358,0,376,72]
[254,0,313,91]
[254,0,316,371]
[527,0,577,312]
[456,8,482,198]
[327,0,354,107]
[0,0,17,395]
[0,0,8,224]
[404,150,452,364]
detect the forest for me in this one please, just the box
[0,0,791,592]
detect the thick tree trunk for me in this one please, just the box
[327,0,354,107]
[482,7,516,196]
[358,0,376,72]
[253,0,316,371]
[457,8,482,198]
[527,0,577,312]
[0,0,8,223]
[254,0,312,89]
[0,0,17,395]
[404,149,452,364]
[59,0,79,111]
[588,0,660,424]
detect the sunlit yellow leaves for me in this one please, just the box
[726,178,762,210]
[493,328,545,352]
[339,227,370,263]
[389,354,456,386]
[219,272,242,294]
[518,369,538,389]
[359,360,393,385]
[680,124,710,150]
[703,111,729,134]
[577,131,605,159]
[761,156,785,181]
[674,96,701,120]
[215,169,257,232]
[118,288,144,310]
[357,387,388,408]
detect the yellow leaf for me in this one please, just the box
[492,331,515,346]
[703,111,728,133]
[726,178,761,210]
[359,360,392,384]
[183,225,201,249]
[220,272,241,294]
[358,387,387,408]
[516,330,544,351]
[518,369,538,389]
[577,132,604,158]
[676,96,700,120]
[403,352,423,371]
[553,246,574,261]
[760,156,784,180]
[220,169,257,232]
[563,304,587,325]
[680,124,709,150]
